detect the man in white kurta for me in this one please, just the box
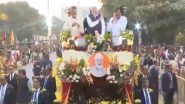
[63,6,84,39]
[107,7,127,46]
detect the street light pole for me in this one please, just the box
[47,0,52,54]
[135,23,142,53]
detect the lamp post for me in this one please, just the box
[135,23,142,53]
[47,0,52,53]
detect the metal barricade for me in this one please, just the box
[176,76,185,104]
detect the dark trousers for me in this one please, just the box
[48,99,54,104]
[153,90,159,104]
[163,89,175,104]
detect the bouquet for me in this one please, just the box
[60,31,71,42]
[85,34,93,44]
[104,32,112,42]
[61,58,80,82]
[107,56,123,84]
[60,58,89,83]
[121,30,134,40]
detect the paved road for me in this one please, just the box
[23,52,57,82]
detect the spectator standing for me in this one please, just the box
[31,76,49,104]
[16,69,32,104]
[0,74,16,104]
[161,63,178,104]
[42,67,57,104]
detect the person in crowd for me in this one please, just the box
[31,76,49,104]
[41,53,52,74]
[149,60,159,104]
[161,63,178,104]
[137,78,155,104]
[33,57,42,76]
[84,6,105,36]
[56,45,62,58]
[107,7,127,46]
[164,48,169,60]
[63,6,84,39]
[137,66,150,89]
[0,74,16,104]
[16,69,32,104]
[42,67,56,104]
[143,55,153,68]
[7,65,18,90]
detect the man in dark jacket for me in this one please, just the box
[31,76,49,104]
[7,65,18,90]
[149,60,159,104]
[16,69,32,104]
[42,67,56,104]
[161,63,178,104]
[0,74,16,104]
[137,78,155,104]
[33,58,42,76]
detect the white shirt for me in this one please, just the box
[107,16,127,46]
[9,73,14,81]
[32,88,40,104]
[0,84,7,104]
[90,67,107,77]
[63,17,84,38]
[86,14,106,36]
[143,88,152,104]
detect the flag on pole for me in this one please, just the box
[10,30,15,45]
[2,32,6,45]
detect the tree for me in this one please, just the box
[52,16,64,36]
[0,2,47,42]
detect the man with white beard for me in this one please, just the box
[90,53,107,78]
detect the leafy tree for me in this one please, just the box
[52,16,64,36]
[0,2,47,42]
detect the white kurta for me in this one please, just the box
[86,14,106,36]
[63,17,84,38]
[107,16,127,46]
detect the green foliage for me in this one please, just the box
[85,34,93,43]
[79,59,86,68]
[175,32,185,45]
[121,31,134,40]
[0,2,47,42]
[104,32,112,42]
[60,31,70,42]
[52,16,64,37]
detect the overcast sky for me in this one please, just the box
[0,0,102,17]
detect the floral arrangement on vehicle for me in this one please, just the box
[121,30,134,41]
[104,32,112,42]
[59,58,89,83]
[60,31,71,42]
[85,34,94,44]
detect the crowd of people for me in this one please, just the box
[0,51,56,104]
[134,45,185,104]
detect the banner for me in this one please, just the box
[2,32,6,45]
[10,30,15,45]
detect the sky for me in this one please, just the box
[0,0,103,17]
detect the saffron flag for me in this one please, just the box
[2,32,6,45]
[10,30,15,45]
